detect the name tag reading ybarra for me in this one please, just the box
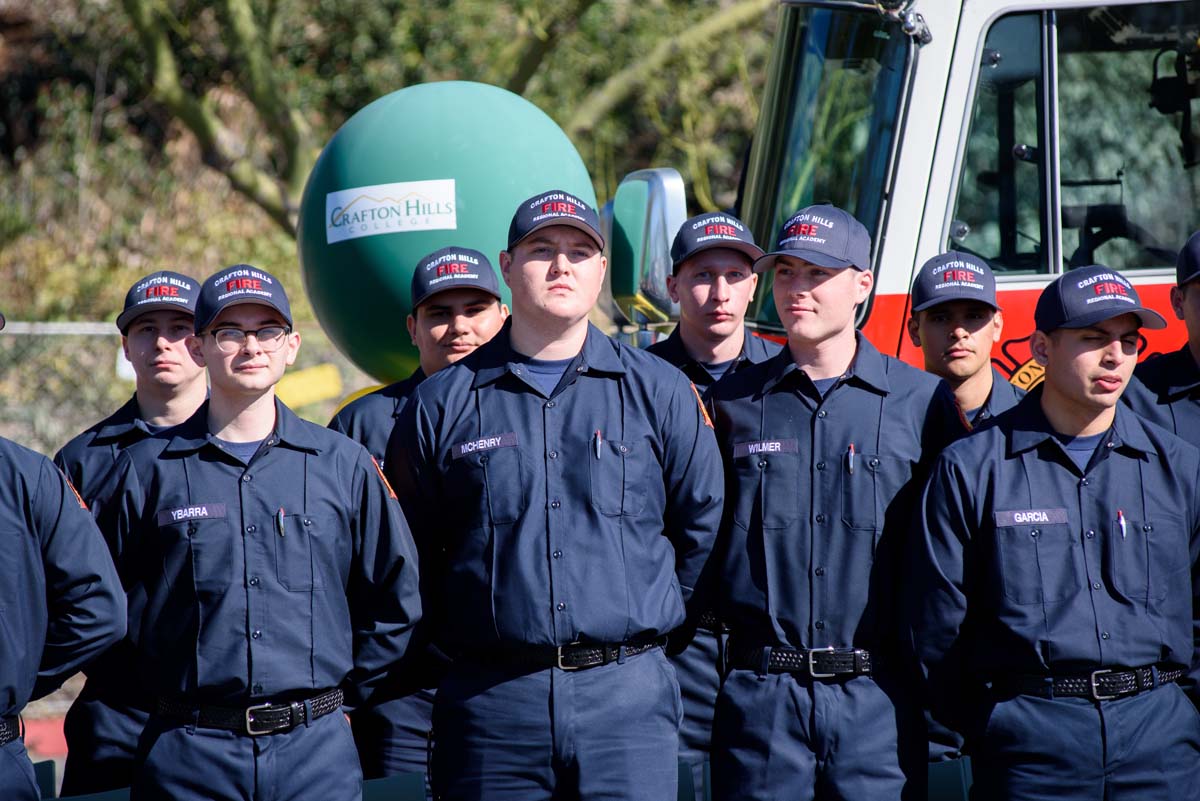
[994,508,1069,526]
[452,432,519,459]
[156,504,227,525]
[733,439,799,457]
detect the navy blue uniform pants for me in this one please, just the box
[349,689,433,778]
[669,627,722,801]
[712,669,925,801]
[0,738,38,801]
[970,683,1200,800]
[432,646,681,801]
[131,707,362,801]
[60,694,150,794]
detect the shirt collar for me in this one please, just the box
[1007,385,1153,458]
[93,395,150,444]
[163,397,321,456]
[470,319,626,390]
[1160,346,1200,397]
[760,331,891,396]
[658,325,777,371]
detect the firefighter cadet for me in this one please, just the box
[647,210,779,800]
[909,265,1200,799]
[707,204,961,800]
[0,306,127,801]
[329,246,507,781]
[55,269,206,795]
[906,251,1023,428]
[387,190,723,801]
[93,265,421,800]
[1123,229,1200,447]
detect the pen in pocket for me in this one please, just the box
[594,429,602,460]
[276,507,286,537]
[847,443,855,475]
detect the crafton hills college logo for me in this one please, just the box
[325,179,457,244]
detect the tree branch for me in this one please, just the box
[502,0,600,96]
[566,0,774,138]
[119,0,295,235]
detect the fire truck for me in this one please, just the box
[609,0,1200,383]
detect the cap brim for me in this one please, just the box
[116,301,196,333]
[510,218,605,251]
[753,249,858,274]
[1055,305,1169,332]
[196,297,292,333]
[414,283,502,309]
[910,295,1000,313]
[674,240,765,271]
[0,311,6,331]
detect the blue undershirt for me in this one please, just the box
[1053,431,1107,472]
[811,376,840,397]
[213,436,264,465]
[700,359,736,384]
[522,357,575,397]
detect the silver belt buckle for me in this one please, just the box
[807,646,837,679]
[1088,669,1120,701]
[556,644,585,671]
[245,701,276,735]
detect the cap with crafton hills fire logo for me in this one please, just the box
[910,251,999,313]
[194,264,293,333]
[670,211,764,273]
[115,271,200,333]
[754,204,872,274]
[410,246,502,309]
[507,190,604,251]
[1034,264,1167,333]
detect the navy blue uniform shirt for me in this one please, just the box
[0,437,126,716]
[55,395,155,504]
[329,369,426,465]
[387,319,723,650]
[909,389,1200,730]
[1124,346,1200,449]
[93,399,420,707]
[647,325,782,395]
[707,333,962,651]
[970,367,1026,428]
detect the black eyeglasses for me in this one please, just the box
[208,326,291,354]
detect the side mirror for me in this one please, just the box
[608,168,687,324]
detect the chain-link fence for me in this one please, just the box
[0,322,377,458]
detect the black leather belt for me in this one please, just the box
[0,715,19,747]
[729,644,872,678]
[156,688,344,736]
[998,665,1184,702]
[466,638,667,671]
[696,611,726,634]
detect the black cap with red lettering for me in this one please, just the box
[1176,229,1200,287]
[1034,264,1167,333]
[507,189,604,251]
[116,270,201,333]
[753,204,872,274]
[670,212,764,273]
[910,252,998,312]
[410,246,502,310]
[194,264,292,333]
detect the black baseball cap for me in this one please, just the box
[753,204,872,274]
[507,190,604,251]
[411,247,502,310]
[195,264,293,333]
[1034,264,1167,333]
[115,270,201,333]
[670,212,763,272]
[1176,229,1200,287]
[911,252,998,313]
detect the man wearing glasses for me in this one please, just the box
[56,270,207,795]
[92,264,422,800]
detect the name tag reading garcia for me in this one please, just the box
[994,508,1069,526]
[452,432,519,459]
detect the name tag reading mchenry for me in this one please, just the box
[994,508,1069,526]
[733,439,799,458]
[157,504,227,525]
[452,432,519,459]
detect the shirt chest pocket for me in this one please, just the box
[1105,514,1187,603]
[732,447,799,530]
[840,453,905,531]
[450,445,527,526]
[157,517,234,593]
[274,513,332,592]
[589,440,648,517]
[992,523,1081,605]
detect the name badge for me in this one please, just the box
[994,508,1069,526]
[733,439,799,458]
[452,432,518,459]
[157,503,227,525]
